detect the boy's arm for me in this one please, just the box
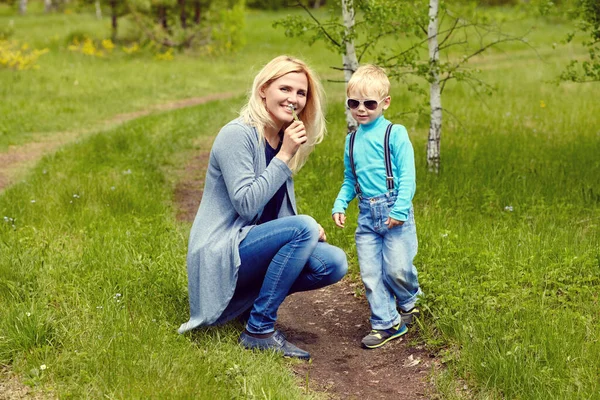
[390,125,416,221]
[332,134,357,215]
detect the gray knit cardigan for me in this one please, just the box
[178,118,297,333]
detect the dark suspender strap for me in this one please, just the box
[384,123,395,191]
[348,131,361,196]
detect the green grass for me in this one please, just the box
[1,4,599,400]
[0,98,319,399]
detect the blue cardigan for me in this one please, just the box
[178,118,297,333]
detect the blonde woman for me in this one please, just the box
[178,56,348,360]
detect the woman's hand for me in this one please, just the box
[318,224,327,242]
[385,217,404,229]
[276,120,307,163]
[332,213,345,228]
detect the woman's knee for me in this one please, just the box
[291,215,320,240]
[328,246,348,282]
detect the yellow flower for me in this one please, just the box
[155,48,174,61]
[102,39,115,52]
[122,43,139,55]
[540,100,546,108]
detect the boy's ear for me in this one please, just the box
[382,96,391,110]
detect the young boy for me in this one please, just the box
[332,64,422,349]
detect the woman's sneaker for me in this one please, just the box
[361,323,408,349]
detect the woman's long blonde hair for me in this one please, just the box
[239,55,326,173]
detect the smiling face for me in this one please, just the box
[347,88,390,126]
[260,72,308,128]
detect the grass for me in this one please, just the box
[1,3,599,399]
[0,98,320,399]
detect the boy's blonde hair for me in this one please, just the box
[346,64,390,100]
[240,55,326,174]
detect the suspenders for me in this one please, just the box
[348,123,395,197]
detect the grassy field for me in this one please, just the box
[2,2,599,399]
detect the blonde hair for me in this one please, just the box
[240,55,326,173]
[347,64,390,100]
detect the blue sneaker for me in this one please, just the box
[361,323,408,349]
[239,330,310,360]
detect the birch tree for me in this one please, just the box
[276,0,530,173]
[19,0,26,14]
[427,0,441,172]
[341,0,359,131]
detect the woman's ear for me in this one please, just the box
[258,84,267,99]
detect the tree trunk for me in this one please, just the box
[342,0,359,132]
[158,6,168,30]
[427,0,442,173]
[19,0,26,14]
[179,0,187,28]
[110,0,118,42]
[95,0,102,19]
[194,1,201,24]
[44,0,52,13]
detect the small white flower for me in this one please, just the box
[123,169,132,175]
[26,312,31,317]
[42,170,47,174]
[40,364,47,370]
[441,233,448,238]
[115,293,122,298]
[30,200,36,203]
[96,306,103,309]
[110,186,115,190]
[504,206,514,212]
[73,194,80,198]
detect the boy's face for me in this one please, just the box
[347,89,390,126]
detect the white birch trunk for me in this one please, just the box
[19,0,27,14]
[95,0,102,19]
[342,0,359,132]
[427,0,442,173]
[44,0,52,13]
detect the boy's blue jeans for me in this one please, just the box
[237,215,348,335]
[356,192,421,330]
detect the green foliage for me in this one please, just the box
[0,17,13,39]
[560,0,600,82]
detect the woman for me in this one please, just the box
[178,55,348,360]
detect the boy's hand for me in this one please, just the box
[385,217,404,229]
[332,213,346,228]
[317,224,327,242]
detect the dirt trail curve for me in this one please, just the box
[175,152,438,400]
[0,92,236,193]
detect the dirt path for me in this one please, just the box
[0,92,236,193]
[174,147,438,400]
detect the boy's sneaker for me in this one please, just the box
[400,307,420,326]
[361,323,408,349]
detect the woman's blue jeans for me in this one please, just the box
[356,192,421,330]
[237,215,348,334]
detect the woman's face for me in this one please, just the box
[260,72,308,127]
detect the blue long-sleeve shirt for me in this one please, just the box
[332,115,416,221]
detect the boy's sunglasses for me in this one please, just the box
[346,98,385,111]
